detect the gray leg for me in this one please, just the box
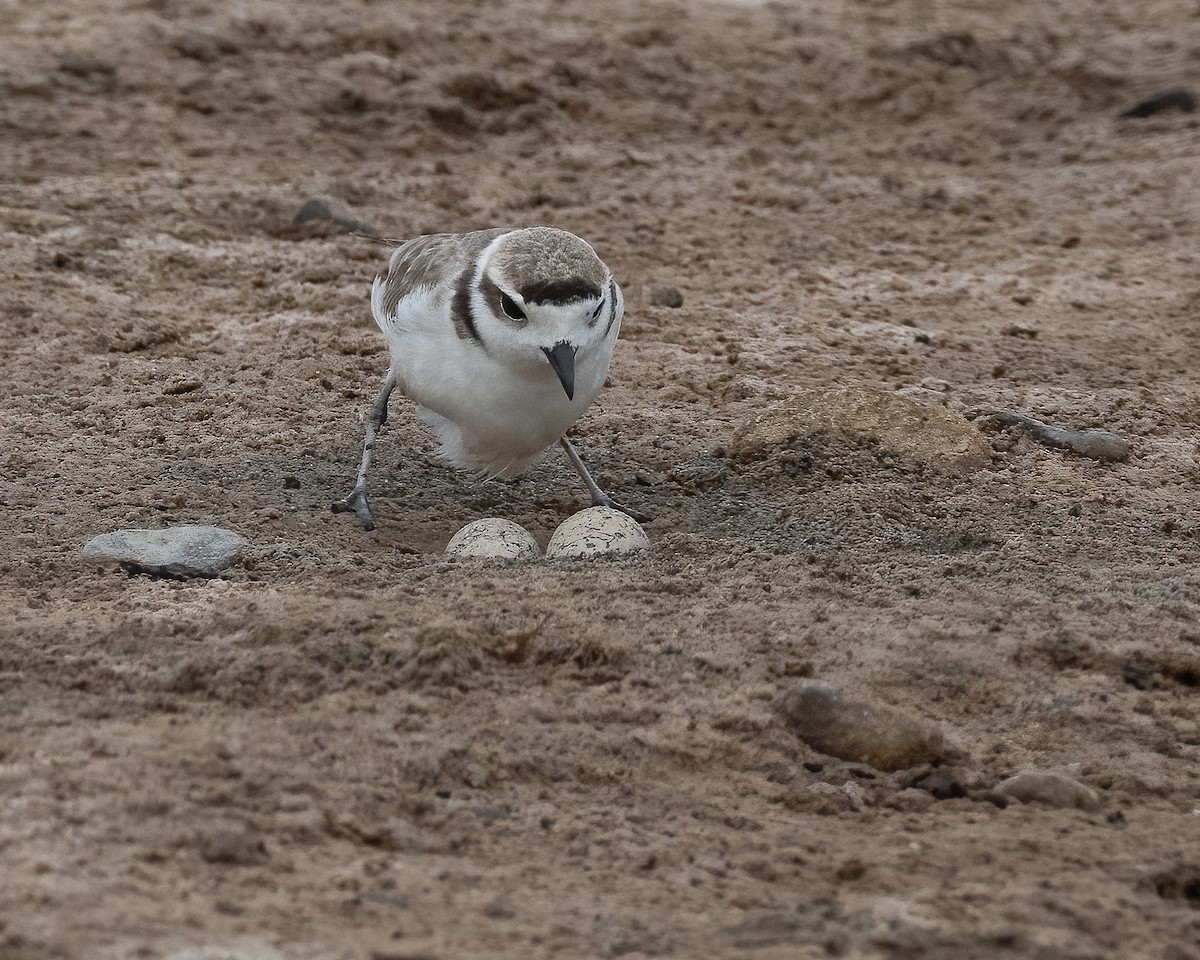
[332,372,396,531]
[559,436,650,523]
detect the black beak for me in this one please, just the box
[542,341,577,400]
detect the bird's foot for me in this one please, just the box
[331,487,376,531]
[591,493,653,524]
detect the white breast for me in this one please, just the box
[373,280,617,478]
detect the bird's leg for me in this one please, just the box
[559,435,651,523]
[331,372,396,531]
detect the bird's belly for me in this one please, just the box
[393,345,606,477]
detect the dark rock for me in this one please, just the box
[1120,88,1195,119]
[172,31,240,62]
[56,54,118,93]
[281,198,378,239]
[196,820,267,865]
[294,199,335,225]
[426,102,478,135]
[905,767,967,799]
[441,71,541,111]
[897,765,1006,805]
[1000,324,1038,339]
[1122,656,1158,690]
[1143,864,1200,907]
[324,87,370,114]
[649,286,684,308]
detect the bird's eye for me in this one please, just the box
[591,301,604,320]
[500,292,526,322]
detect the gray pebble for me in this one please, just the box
[1034,424,1130,462]
[172,31,240,62]
[649,286,684,308]
[81,524,243,578]
[293,199,335,225]
[993,770,1100,810]
[57,54,116,81]
[989,411,1130,463]
[289,198,378,238]
[1120,88,1195,119]
[196,820,267,865]
[56,54,118,93]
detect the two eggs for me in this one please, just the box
[445,506,649,561]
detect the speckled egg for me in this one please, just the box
[545,507,650,560]
[445,518,540,560]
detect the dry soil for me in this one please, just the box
[3,1,1200,958]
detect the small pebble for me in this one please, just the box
[163,378,203,396]
[196,820,267,865]
[649,286,684,308]
[293,199,335,225]
[1119,88,1195,119]
[545,507,650,560]
[171,31,240,62]
[1145,864,1200,904]
[282,198,378,239]
[993,770,1100,810]
[445,518,540,560]
[57,54,118,92]
[81,524,243,578]
[906,767,967,799]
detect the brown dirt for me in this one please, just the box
[3,1,1200,958]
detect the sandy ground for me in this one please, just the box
[3,0,1200,957]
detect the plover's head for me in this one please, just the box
[467,227,621,401]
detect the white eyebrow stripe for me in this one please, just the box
[603,279,618,337]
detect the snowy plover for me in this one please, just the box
[332,226,644,531]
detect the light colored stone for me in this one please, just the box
[445,518,540,560]
[545,507,650,560]
[993,770,1100,810]
[81,524,242,578]
[732,384,991,471]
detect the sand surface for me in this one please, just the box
[3,0,1200,957]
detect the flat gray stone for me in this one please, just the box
[989,411,1131,463]
[82,524,243,578]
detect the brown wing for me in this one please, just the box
[375,229,512,321]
